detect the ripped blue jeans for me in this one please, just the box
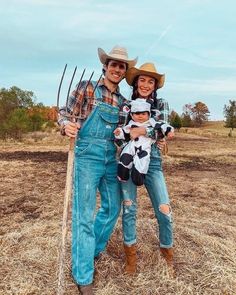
[121,144,173,248]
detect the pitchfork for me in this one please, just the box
[56,65,102,295]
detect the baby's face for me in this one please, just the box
[131,111,150,123]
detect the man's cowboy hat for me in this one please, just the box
[98,45,138,69]
[126,63,165,89]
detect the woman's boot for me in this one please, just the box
[124,244,137,274]
[160,247,175,276]
[77,283,94,295]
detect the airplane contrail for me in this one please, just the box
[144,24,173,57]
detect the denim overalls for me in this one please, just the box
[121,143,173,248]
[72,83,122,285]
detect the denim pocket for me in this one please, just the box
[75,142,92,156]
[98,108,119,124]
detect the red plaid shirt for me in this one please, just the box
[58,78,125,126]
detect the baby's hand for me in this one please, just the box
[167,131,174,139]
[113,128,121,136]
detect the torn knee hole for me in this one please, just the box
[124,200,133,206]
[159,204,171,215]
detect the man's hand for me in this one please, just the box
[130,126,146,140]
[64,122,81,138]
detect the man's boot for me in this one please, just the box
[124,244,137,274]
[160,247,175,277]
[77,283,94,295]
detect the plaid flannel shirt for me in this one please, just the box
[58,78,125,129]
[145,98,170,139]
[155,98,170,123]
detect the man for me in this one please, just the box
[58,45,138,294]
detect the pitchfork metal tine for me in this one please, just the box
[74,68,86,98]
[71,70,94,118]
[71,68,86,117]
[65,66,77,112]
[91,74,103,97]
[57,64,67,109]
[81,71,94,98]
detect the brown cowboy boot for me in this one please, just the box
[77,283,94,295]
[160,247,175,277]
[124,244,137,274]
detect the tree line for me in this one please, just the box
[0,86,235,140]
[169,101,210,130]
[169,100,236,134]
[0,86,57,140]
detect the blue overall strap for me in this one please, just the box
[118,94,125,107]
[91,80,103,101]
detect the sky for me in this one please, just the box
[1,0,236,120]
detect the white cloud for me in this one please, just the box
[169,78,236,94]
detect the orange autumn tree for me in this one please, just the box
[182,101,210,127]
[191,101,210,127]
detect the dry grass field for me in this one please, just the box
[1,124,236,295]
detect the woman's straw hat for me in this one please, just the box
[126,62,165,89]
[98,45,138,69]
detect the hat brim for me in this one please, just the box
[126,67,165,89]
[98,48,138,69]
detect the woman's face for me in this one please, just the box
[137,75,156,98]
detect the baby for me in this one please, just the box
[114,99,174,186]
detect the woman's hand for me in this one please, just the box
[130,126,146,140]
[64,122,81,138]
[157,138,166,150]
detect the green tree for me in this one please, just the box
[0,86,35,110]
[0,86,35,123]
[0,89,18,126]
[0,86,37,139]
[181,104,193,127]
[10,86,35,108]
[28,111,46,131]
[3,108,30,140]
[224,100,236,132]
[169,111,182,130]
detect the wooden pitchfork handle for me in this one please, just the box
[57,137,75,295]
[56,64,78,295]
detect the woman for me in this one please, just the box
[120,63,174,274]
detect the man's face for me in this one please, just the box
[104,60,127,85]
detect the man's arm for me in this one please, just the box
[58,81,88,136]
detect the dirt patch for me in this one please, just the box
[1,133,236,295]
[0,151,67,162]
